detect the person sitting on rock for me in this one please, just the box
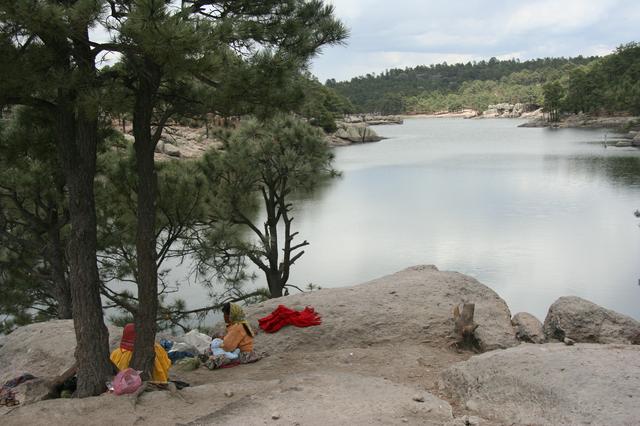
[110,323,171,382]
[205,302,261,369]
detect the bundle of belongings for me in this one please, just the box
[0,374,36,407]
[160,329,213,372]
[211,338,240,360]
[258,305,322,333]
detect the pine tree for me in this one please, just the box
[0,0,113,396]
[199,115,335,298]
[0,108,72,325]
[98,0,347,377]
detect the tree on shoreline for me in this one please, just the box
[199,116,335,298]
[0,0,115,396]
[538,43,640,119]
[1,0,347,390]
[95,0,346,378]
[542,81,564,122]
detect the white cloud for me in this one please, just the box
[309,0,638,82]
[325,0,364,20]
[505,0,615,34]
[412,32,500,49]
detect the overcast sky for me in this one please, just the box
[310,0,640,83]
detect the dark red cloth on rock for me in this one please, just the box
[258,305,322,333]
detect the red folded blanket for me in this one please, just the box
[258,305,322,333]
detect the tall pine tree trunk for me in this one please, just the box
[130,66,161,379]
[53,26,112,396]
[47,228,72,319]
[267,271,284,298]
[57,96,112,397]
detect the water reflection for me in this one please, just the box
[285,118,640,321]
[543,154,640,188]
[171,118,640,324]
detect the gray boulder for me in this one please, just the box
[512,312,545,343]
[543,296,640,344]
[155,140,165,153]
[633,132,640,146]
[440,343,640,425]
[241,265,517,355]
[163,143,182,157]
[334,124,382,143]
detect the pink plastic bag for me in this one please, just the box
[113,368,142,395]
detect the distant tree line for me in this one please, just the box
[543,43,640,121]
[327,56,598,113]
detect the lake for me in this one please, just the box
[174,117,640,323]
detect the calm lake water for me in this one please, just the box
[175,117,640,323]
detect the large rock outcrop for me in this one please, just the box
[0,320,122,383]
[5,371,459,426]
[342,114,403,125]
[237,265,517,354]
[543,296,640,344]
[440,343,640,425]
[334,123,382,143]
[480,103,539,118]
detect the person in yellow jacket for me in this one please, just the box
[110,323,171,382]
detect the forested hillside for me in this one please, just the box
[326,56,598,113]
[543,43,640,120]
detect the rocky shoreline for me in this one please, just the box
[128,110,640,158]
[403,103,544,120]
[116,117,398,155]
[519,113,640,130]
[1,265,639,425]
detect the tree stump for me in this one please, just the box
[452,303,481,352]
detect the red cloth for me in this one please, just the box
[120,323,136,351]
[258,305,322,333]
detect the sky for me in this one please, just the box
[310,0,640,83]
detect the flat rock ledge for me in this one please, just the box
[238,265,518,355]
[440,343,640,425]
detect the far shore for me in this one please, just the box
[400,111,478,119]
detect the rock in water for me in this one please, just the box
[512,312,545,343]
[334,124,382,143]
[440,343,640,425]
[543,296,640,344]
